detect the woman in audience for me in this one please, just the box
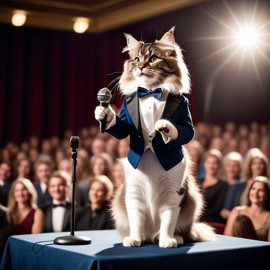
[7,178,44,235]
[224,176,270,241]
[80,175,114,230]
[198,149,229,225]
[240,148,270,206]
[112,161,125,193]
[78,152,114,206]
[15,157,34,181]
[220,151,243,220]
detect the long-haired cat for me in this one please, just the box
[95,27,216,248]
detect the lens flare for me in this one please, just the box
[235,25,260,48]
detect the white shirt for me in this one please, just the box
[138,90,167,151]
[40,182,47,194]
[52,199,66,232]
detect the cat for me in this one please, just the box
[95,27,216,248]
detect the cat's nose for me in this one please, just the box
[138,61,148,71]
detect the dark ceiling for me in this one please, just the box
[0,0,210,33]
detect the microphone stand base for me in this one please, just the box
[54,235,91,245]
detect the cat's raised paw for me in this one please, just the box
[159,238,178,248]
[123,237,142,247]
[155,119,177,138]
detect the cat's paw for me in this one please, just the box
[94,105,115,123]
[174,235,184,245]
[159,237,178,248]
[123,237,142,247]
[155,119,178,142]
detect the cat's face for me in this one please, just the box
[119,27,190,96]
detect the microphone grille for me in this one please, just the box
[97,88,112,103]
[70,136,79,149]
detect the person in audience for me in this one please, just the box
[240,148,270,206]
[7,178,44,235]
[90,137,106,156]
[41,171,84,232]
[112,161,125,193]
[221,148,270,221]
[224,176,270,241]
[78,152,114,206]
[15,157,34,181]
[105,137,119,159]
[79,175,114,230]
[33,159,53,207]
[58,158,72,176]
[222,151,243,185]
[186,139,205,180]
[0,205,9,261]
[198,149,229,224]
[76,149,91,182]
[220,152,243,220]
[117,137,130,158]
[0,161,15,207]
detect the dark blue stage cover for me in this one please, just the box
[1,230,270,270]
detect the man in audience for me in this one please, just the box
[33,158,53,207]
[41,171,85,232]
[0,161,14,207]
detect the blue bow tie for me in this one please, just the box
[137,87,162,100]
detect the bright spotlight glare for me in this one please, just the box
[235,25,260,48]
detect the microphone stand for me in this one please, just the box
[54,136,91,245]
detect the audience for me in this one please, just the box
[0,161,15,207]
[221,148,270,221]
[80,175,114,230]
[0,205,9,260]
[41,171,85,232]
[78,152,114,206]
[220,151,244,220]
[7,178,44,235]
[0,120,270,245]
[33,159,53,207]
[15,157,34,181]
[198,149,229,224]
[224,176,270,241]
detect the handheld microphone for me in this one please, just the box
[97,88,112,133]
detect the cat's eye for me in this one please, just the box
[134,57,140,62]
[148,55,157,63]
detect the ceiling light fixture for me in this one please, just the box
[73,17,90,34]
[12,10,27,27]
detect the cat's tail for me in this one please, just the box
[190,222,217,242]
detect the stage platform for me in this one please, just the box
[1,230,270,270]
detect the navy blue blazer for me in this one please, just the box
[106,93,194,171]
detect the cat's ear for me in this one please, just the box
[159,26,176,45]
[122,33,140,53]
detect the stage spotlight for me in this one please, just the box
[234,25,260,48]
[73,17,90,34]
[12,10,27,27]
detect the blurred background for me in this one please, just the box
[0,0,269,147]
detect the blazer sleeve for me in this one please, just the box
[167,96,194,147]
[106,100,132,139]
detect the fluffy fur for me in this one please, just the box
[105,27,216,247]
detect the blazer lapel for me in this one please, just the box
[126,94,140,131]
[62,203,71,231]
[46,207,53,232]
[161,93,182,119]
